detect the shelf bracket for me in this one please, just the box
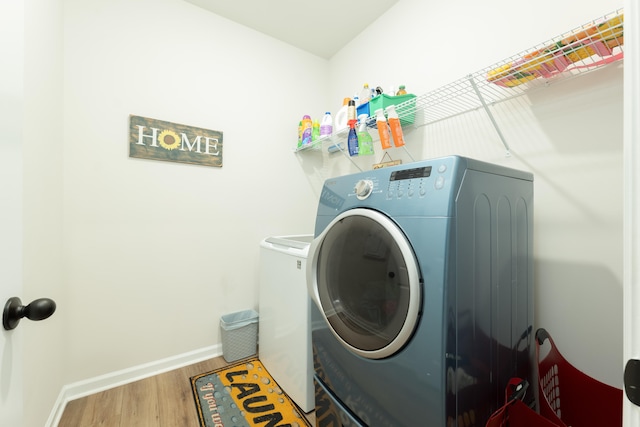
[329,140,363,172]
[467,75,511,157]
[401,145,415,163]
[343,150,363,172]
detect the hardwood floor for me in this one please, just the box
[57,356,315,427]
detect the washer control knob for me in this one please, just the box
[355,179,374,200]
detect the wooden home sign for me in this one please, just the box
[129,115,223,168]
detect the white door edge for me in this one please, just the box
[623,0,640,425]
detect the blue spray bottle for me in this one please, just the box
[347,120,359,156]
[346,99,358,156]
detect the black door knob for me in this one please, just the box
[2,297,57,330]
[625,358,640,407]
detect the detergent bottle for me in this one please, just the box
[301,115,313,146]
[334,98,351,134]
[320,112,333,138]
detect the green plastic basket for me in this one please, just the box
[368,93,417,125]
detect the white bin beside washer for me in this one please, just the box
[258,235,314,413]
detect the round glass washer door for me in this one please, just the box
[307,208,421,359]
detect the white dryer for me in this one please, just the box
[258,235,314,413]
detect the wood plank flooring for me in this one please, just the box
[57,356,315,427]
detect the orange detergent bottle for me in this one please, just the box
[375,108,392,150]
[385,105,405,147]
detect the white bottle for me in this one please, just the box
[320,112,333,138]
[334,97,350,135]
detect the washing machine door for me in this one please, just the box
[307,208,421,359]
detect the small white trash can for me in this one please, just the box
[220,309,259,362]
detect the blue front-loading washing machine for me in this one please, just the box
[306,155,535,426]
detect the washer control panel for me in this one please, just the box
[390,166,432,181]
[386,164,448,200]
[348,163,450,202]
[387,165,430,199]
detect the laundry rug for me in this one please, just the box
[191,357,311,427]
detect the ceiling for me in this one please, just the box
[183,0,399,59]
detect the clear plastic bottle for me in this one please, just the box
[360,83,371,104]
[375,109,392,150]
[320,112,333,138]
[396,85,407,95]
[385,105,405,147]
[357,114,374,155]
[301,115,313,146]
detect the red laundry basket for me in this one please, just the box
[486,378,559,427]
[536,328,623,427]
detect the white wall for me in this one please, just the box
[319,0,624,387]
[59,0,324,384]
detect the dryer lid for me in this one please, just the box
[307,208,422,359]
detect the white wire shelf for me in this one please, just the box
[296,8,624,159]
[385,8,624,154]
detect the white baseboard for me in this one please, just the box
[45,344,222,427]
